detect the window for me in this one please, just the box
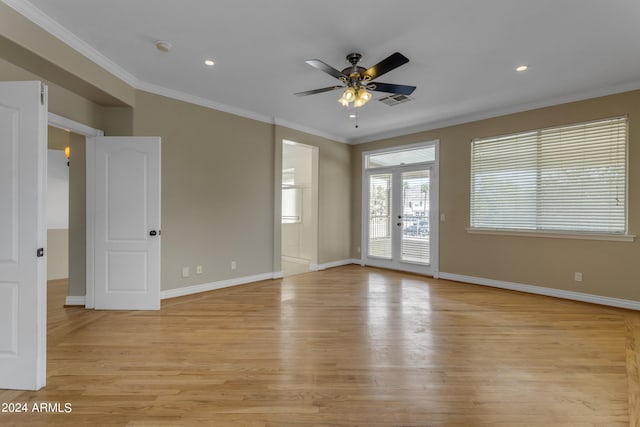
[470,116,627,235]
[366,145,435,168]
[282,168,301,224]
[281,187,301,224]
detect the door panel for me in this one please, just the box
[91,137,161,310]
[367,173,392,259]
[400,169,430,265]
[0,81,47,390]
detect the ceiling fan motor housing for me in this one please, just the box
[342,53,368,83]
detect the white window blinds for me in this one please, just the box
[470,116,627,234]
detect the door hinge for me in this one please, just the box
[36,248,45,257]
[40,87,45,105]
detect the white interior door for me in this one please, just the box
[0,81,47,390]
[87,137,161,310]
[364,165,437,276]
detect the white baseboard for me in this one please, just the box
[439,272,640,311]
[281,256,310,265]
[65,295,86,306]
[309,259,361,271]
[160,272,278,300]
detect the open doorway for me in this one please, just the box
[46,125,87,304]
[46,127,70,284]
[281,140,318,276]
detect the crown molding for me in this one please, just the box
[349,79,640,144]
[6,0,640,147]
[2,0,140,87]
[135,80,275,125]
[272,117,347,144]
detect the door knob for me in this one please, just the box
[149,230,158,236]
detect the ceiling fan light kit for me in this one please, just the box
[296,52,416,115]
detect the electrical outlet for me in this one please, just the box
[231,261,237,270]
[440,213,446,221]
[182,266,190,278]
[574,272,583,282]
[196,265,203,275]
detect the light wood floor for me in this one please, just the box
[1,265,639,426]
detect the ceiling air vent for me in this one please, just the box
[377,93,413,106]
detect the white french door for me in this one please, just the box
[0,81,47,390]
[363,151,438,276]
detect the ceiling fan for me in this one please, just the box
[295,52,416,108]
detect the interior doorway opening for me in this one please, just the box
[281,140,319,276]
[46,126,70,284]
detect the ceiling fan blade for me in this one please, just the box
[368,82,416,95]
[294,85,344,96]
[305,59,348,81]
[362,52,410,81]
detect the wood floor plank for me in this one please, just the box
[0,265,635,426]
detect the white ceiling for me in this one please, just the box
[9,0,640,143]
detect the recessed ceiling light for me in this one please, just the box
[204,59,215,67]
[349,114,356,118]
[516,65,528,72]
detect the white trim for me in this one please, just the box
[282,256,310,265]
[84,137,96,309]
[348,79,640,145]
[45,113,104,310]
[361,140,439,276]
[309,259,360,271]
[10,0,640,146]
[439,272,640,311]
[273,271,284,279]
[64,295,85,306]
[160,272,277,300]
[273,118,347,144]
[466,227,636,242]
[48,113,104,137]
[1,0,139,88]
[136,81,274,126]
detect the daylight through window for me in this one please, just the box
[470,116,627,234]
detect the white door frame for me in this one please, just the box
[47,113,103,308]
[361,140,440,277]
[281,139,319,271]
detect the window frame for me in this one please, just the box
[468,116,635,242]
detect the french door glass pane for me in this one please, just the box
[401,170,430,264]
[368,173,392,259]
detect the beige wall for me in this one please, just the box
[0,3,134,107]
[68,132,86,296]
[0,57,105,130]
[132,91,276,290]
[47,229,68,280]
[352,90,640,301]
[274,126,352,270]
[6,10,639,304]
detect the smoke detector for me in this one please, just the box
[155,40,172,52]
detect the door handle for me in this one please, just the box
[149,230,160,237]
